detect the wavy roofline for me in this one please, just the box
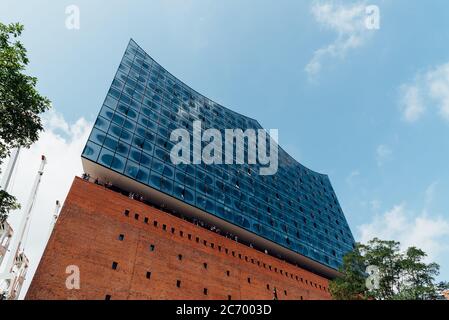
[129,38,330,178]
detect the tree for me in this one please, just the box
[329,244,368,300]
[330,238,445,300]
[0,22,51,221]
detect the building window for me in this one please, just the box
[266,284,270,290]
[123,210,129,217]
[150,244,155,251]
[118,234,125,241]
[176,280,181,288]
[112,261,118,270]
[153,220,158,227]
[203,240,207,246]
[203,262,207,269]
[144,217,149,224]
[225,248,229,254]
[162,224,167,231]
[203,288,208,295]
[180,231,184,237]
[284,290,287,296]
[196,237,200,243]
[188,234,192,240]
[134,213,139,220]
[247,277,251,284]
[178,254,183,261]
[146,271,151,279]
[210,243,214,249]
[105,295,112,300]
[228,295,232,300]
[226,270,230,277]
[218,246,222,251]
[171,227,175,234]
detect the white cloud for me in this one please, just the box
[358,204,449,264]
[376,144,392,167]
[427,63,449,121]
[399,84,425,123]
[425,181,438,205]
[0,109,92,299]
[400,62,449,123]
[305,1,376,80]
[346,169,360,185]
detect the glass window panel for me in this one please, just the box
[94,116,110,132]
[100,105,115,120]
[125,160,139,179]
[116,141,130,157]
[111,154,126,173]
[82,141,101,162]
[98,148,114,168]
[136,166,149,183]
[103,136,119,152]
[89,128,106,146]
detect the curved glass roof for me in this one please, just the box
[82,39,355,271]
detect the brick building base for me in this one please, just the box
[26,177,332,300]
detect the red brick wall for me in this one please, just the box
[26,177,332,300]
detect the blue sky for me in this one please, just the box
[2,0,449,282]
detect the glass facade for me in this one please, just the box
[82,39,355,270]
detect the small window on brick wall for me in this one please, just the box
[118,234,125,241]
[203,288,208,295]
[228,295,232,300]
[203,262,208,269]
[226,270,230,277]
[105,294,112,300]
[247,277,251,284]
[123,210,129,217]
[162,224,167,231]
[150,244,155,251]
[144,217,149,224]
[178,254,183,261]
[176,280,181,288]
[154,220,158,227]
[134,213,139,220]
[146,271,151,279]
[112,262,118,270]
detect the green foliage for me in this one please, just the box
[329,245,368,300]
[0,190,20,223]
[0,22,50,219]
[330,238,445,300]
